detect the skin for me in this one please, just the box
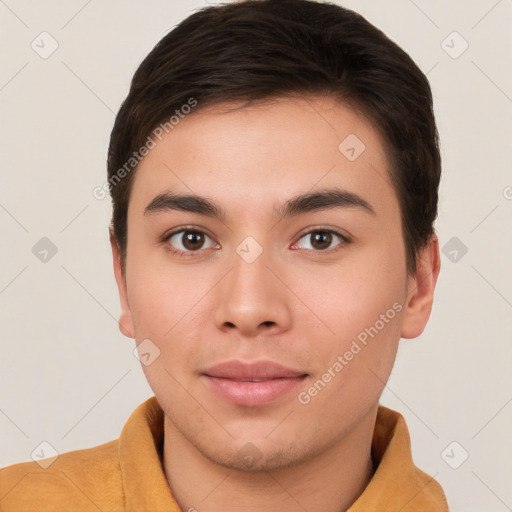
[111,95,440,512]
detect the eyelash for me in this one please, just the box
[160,225,350,259]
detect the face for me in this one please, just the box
[112,95,438,471]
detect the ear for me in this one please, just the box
[400,233,441,339]
[110,226,135,339]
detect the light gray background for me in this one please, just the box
[1,1,511,510]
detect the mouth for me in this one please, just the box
[201,360,309,407]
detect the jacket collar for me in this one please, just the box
[348,405,448,511]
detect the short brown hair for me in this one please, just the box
[107,0,441,276]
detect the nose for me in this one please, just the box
[212,246,293,338]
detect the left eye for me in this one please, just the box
[293,230,348,251]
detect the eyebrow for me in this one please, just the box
[144,188,376,220]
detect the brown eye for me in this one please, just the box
[294,229,348,252]
[165,229,217,257]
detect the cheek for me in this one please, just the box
[126,248,208,338]
[294,266,404,418]
[297,256,406,348]
[291,244,406,408]
[125,255,219,387]
[127,261,206,395]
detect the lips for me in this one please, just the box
[203,360,307,380]
[201,360,308,407]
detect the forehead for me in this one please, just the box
[128,95,399,224]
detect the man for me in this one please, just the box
[0,0,448,510]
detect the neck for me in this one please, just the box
[162,406,378,512]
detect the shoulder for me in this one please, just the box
[0,439,124,512]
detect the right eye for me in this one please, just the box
[162,229,219,257]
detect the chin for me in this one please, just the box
[201,439,310,473]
